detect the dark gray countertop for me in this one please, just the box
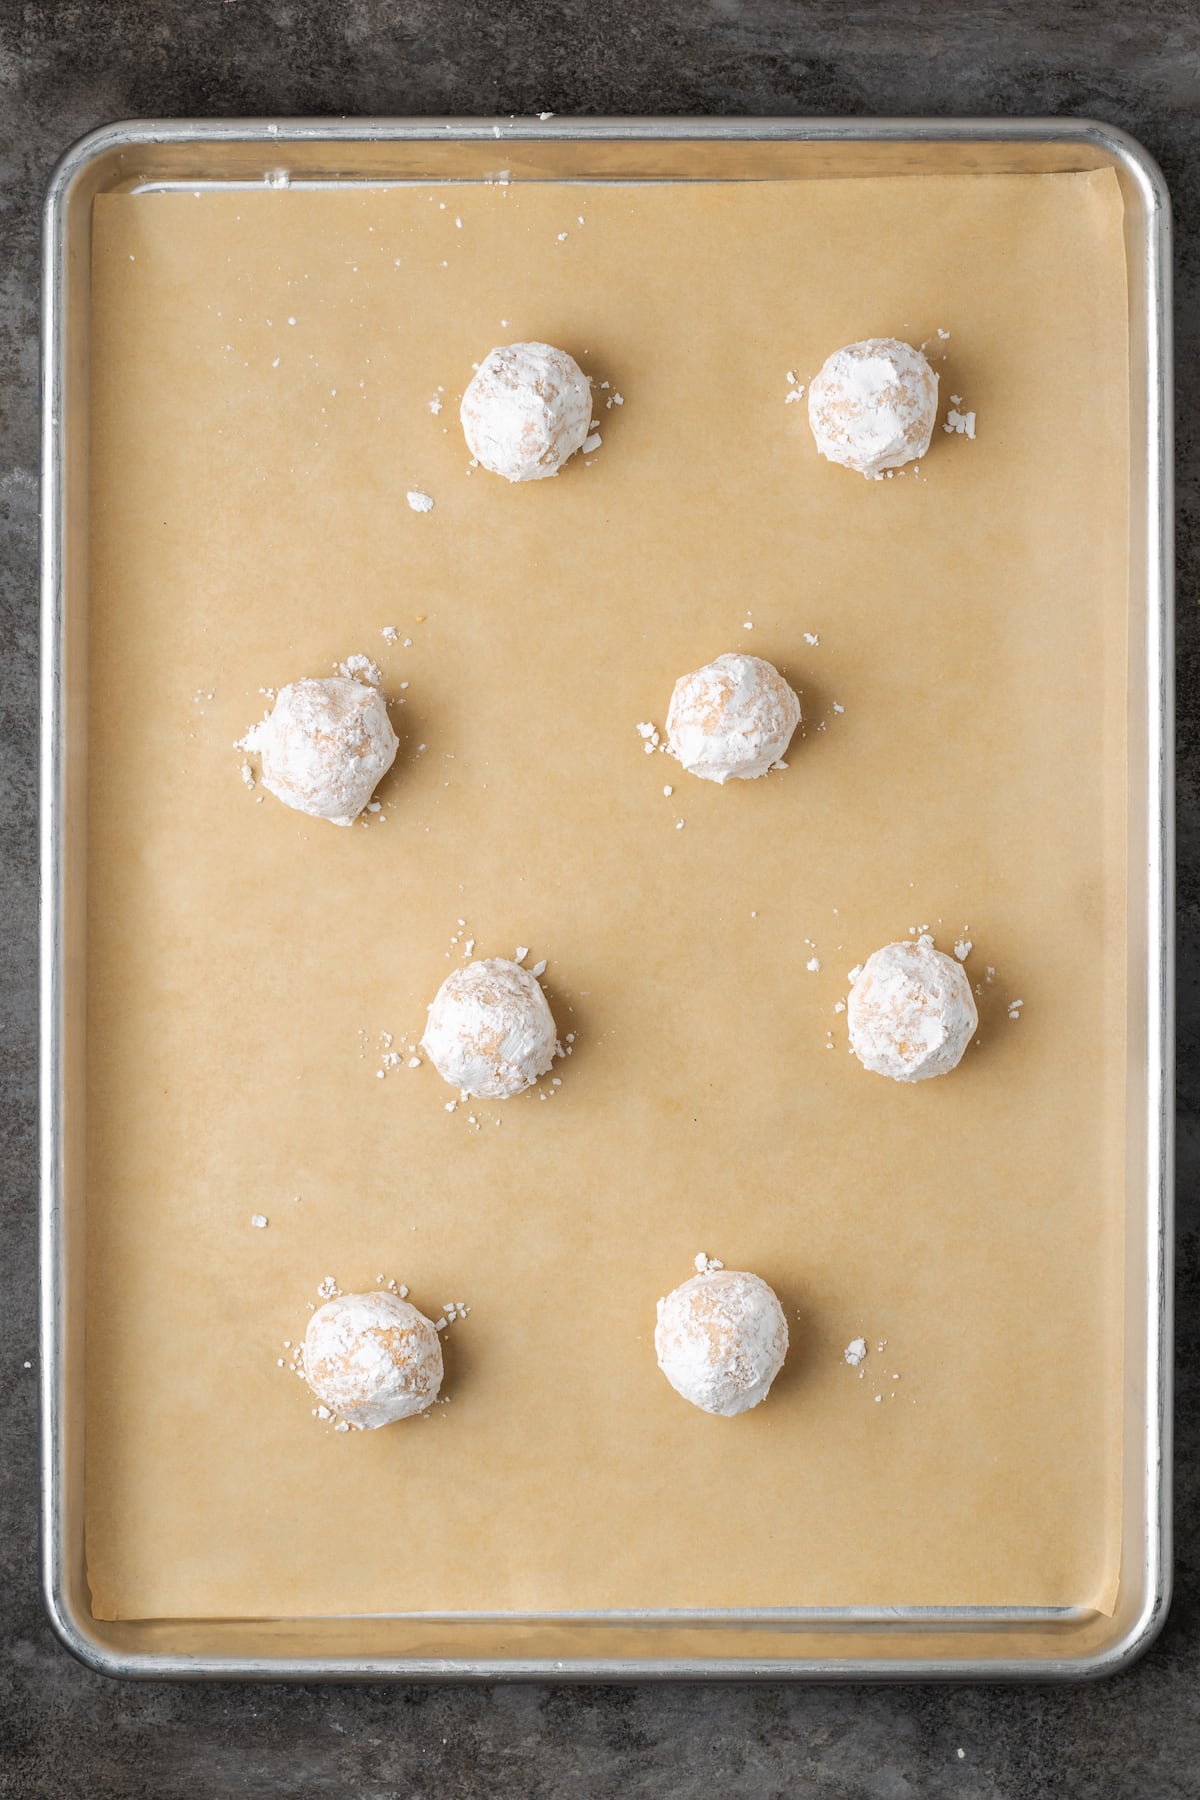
[2,5,1198,1795]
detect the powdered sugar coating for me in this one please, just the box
[422,957,558,1099]
[847,938,978,1082]
[246,677,398,826]
[666,653,800,784]
[460,342,592,481]
[655,1269,789,1416]
[304,1290,443,1428]
[808,338,939,478]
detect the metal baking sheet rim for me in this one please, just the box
[39,115,1174,1682]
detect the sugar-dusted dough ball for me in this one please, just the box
[422,957,558,1099]
[248,677,398,826]
[460,341,592,482]
[304,1290,443,1428]
[655,1269,789,1417]
[666,652,800,784]
[808,337,939,478]
[847,937,978,1082]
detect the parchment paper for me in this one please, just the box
[85,167,1129,1620]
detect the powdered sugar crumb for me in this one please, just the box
[334,653,384,687]
[406,490,435,512]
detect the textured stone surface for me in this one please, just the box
[2,4,1198,1795]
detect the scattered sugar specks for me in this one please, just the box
[581,431,602,454]
[251,1214,268,1229]
[694,1252,725,1274]
[1008,999,1024,1021]
[954,937,973,961]
[844,1337,867,1367]
[428,396,443,414]
[240,762,256,791]
[531,958,548,979]
[803,632,820,647]
[832,702,844,715]
[317,1276,340,1300]
[514,946,530,963]
[406,490,435,513]
[806,956,821,973]
[937,327,950,339]
[944,408,977,439]
[663,784,673,797]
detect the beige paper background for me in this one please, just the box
[85,168,1129,1620]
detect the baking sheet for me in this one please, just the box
[84,167,1129,1622]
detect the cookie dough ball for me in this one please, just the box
[655,1269,789,1417]
[248,677,398,826]
[304,1290,443,1428]
[460,342,592,481]
[422,957,558,1099]
[847,937,978,1082]
[808,338,939,478]
[666,653,800,784]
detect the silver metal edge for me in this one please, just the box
[1051,117,1175,1685]
[39,126,81,1668]
[39,113,1172,1682]
[39,121,114,1681]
